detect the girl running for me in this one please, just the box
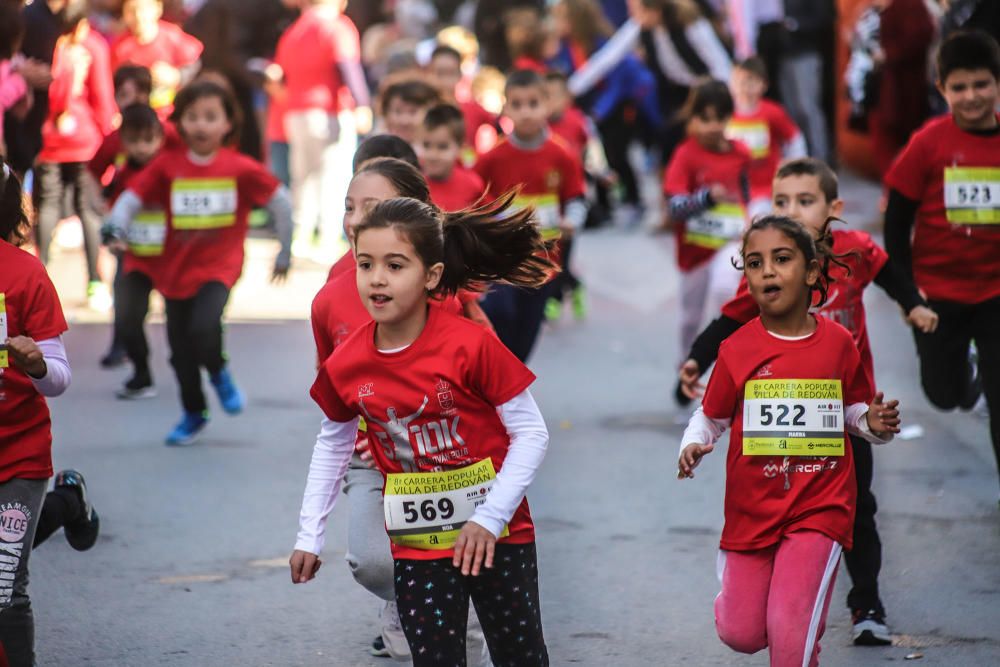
[678,215,901,666]
[293,194,552,666]
[106,81,292,445]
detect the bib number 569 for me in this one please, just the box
[402,498,455,524]
[760,404,806,427]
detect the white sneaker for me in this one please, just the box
[379,599,411,660]
[87,281,113,312]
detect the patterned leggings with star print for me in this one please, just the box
[393,542,549,667]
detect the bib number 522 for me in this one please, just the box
[759,404,806,427]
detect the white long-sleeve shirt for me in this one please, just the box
[295,389,549,556]
[30,336,72,397]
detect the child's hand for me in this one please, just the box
[866,391,901,436]
[559,218,576,236]
[5,336,46,378]
[355,432,377,469]
[289,549,322,584]
[452,522,497,576]
[678,359,705,399]
[107,238,128,254]
[907,305,939,334]
[677,442,714,480]
[709,183,733,204]
[271,260,290,284]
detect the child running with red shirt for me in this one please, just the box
[427,44,498,166]
[293,193,552,667]
[105,81,292,445]
[475,69,586,362]
[664,80,752,369]
[678,215,902,667]
[420,103,485,212]
[884,30,1000,496]
[678,158,937,645]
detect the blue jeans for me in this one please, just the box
[269,140,291,188]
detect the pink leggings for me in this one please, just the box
[715,530,842,667]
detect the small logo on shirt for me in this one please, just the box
[754,364,774,378]
[436,378,456,415]
[358,383,374,398]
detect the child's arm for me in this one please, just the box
[264,185,294,282]
[846,392,900,444]
[667,185,725,222]
[679,315,743,399]
[4,335,72,396]
[457,389,548,576]
[103,190,143,242]
[678,406,730,479]
[871,257,938,333]
[291,416,360,583]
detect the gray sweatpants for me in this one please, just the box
[0,478,47,667]
[343,457,491,666]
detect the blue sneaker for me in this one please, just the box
[210,367,245,415]
[165,412,209,446]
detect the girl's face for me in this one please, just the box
[689,107,729,151]
[343,172,401,244]
[385,98,425,145]
[743,227,819,319]
[179,95,232,156]
[355,226,442,326]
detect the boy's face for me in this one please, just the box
[115,80,150,110]
[385,97,427,145]
[939,68,999,129]
[420,125,461,181]
[544,80,569,117]
[689,107,729,150]
[730,67,766,109]
[429,54,462,97]
[504,84,548,140]
[123,0,163,34]
[122,129,164,166]
[771,174,843,237]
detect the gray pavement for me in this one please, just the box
[29,182,1000,666]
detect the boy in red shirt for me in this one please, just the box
[475,69,586,361]
[111,0,203,113]
[427,44,498,164]
[34,1,116,312]
[884,30,1000,492]
[380,78,440,147]
[727,57,806,217]
[420,103,485,212]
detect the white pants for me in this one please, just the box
[679,241,743,364]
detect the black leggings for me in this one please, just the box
[913,296,1000,489]
[596,105,639,206]
[33,161,103,283]
[116,270,155,379]
[844,434,882,614]
[394,542,548,667]
[164,282,230,414]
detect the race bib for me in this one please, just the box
[383,458,509,550]
[0,293,7,368]
[514,194,562,239]
[742,379,845,456]
[171,178,238,229]
[127,210,167,256]
[943,167,1000,224]
[686,203,747,249]
[727,120,770,159]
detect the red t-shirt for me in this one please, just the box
[88,122,182,187]
[721,230,887,390]
[727,100,800,200]
[549,107,590,159]
[427,166,485,212]
[701,316,870,551]
[0,241,69,483]
[460,99,497,158]
[274,8,360,114]
[663,137,752,271]
[326,250,355,283]
[884,114,1000,304]
[310,306,537,560]
[39,32,116,164]
[128,147,279,299]
[110,21,202,112]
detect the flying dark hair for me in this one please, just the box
[774,158,839,202]
[353,157,431,203]
[353,135,420,172]
[170,80,242,146]
[380,80,441,116]
[505,69,546,95]
[0,163,30,247]
[114,64,153,97]
[119,103,163,138]
[683,79,734,120]
[423,103,466,146]
[354,192,555,295]
[937,29,1000,83]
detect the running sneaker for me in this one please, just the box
[959,344,982,410]
[571,285,587,320]
[369,636,390,658]
[116,374,156,400]
[852,608,892,646]
[87,281,113,313]
[165,412,209,445]
[99,344,127,369]
[379,599,411,659]
[54,469,100,551]
[210,368,245,415]
[544,297,562,322]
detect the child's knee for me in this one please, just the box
[346,551,394,600]
[715,606,767,654]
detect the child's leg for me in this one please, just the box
[394,556,471,667]
[714,547,774,655]
[68,162,104,284]
[468,542,549,667]
[164,296,207,415]
[912,299,975,410]
[844,434,883,615]
[766,531,842,667]
[971,295,1000,488]
[480,285,519,359]
[511,286,550,363]
[344,459,395,601]
[118,271,155,382]
[679,262,711,364]
[31,162,65,265]
[187,282,231,376]
[0,478,46,667]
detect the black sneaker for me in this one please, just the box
[99,346,127,369]
[852,608,892,646]
[959,344,982,410]
[370,635,390,658]
[54,470,100,551]
[116,374,156,400]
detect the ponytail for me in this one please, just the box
[0,163,30,246]
[355,190,556,295]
